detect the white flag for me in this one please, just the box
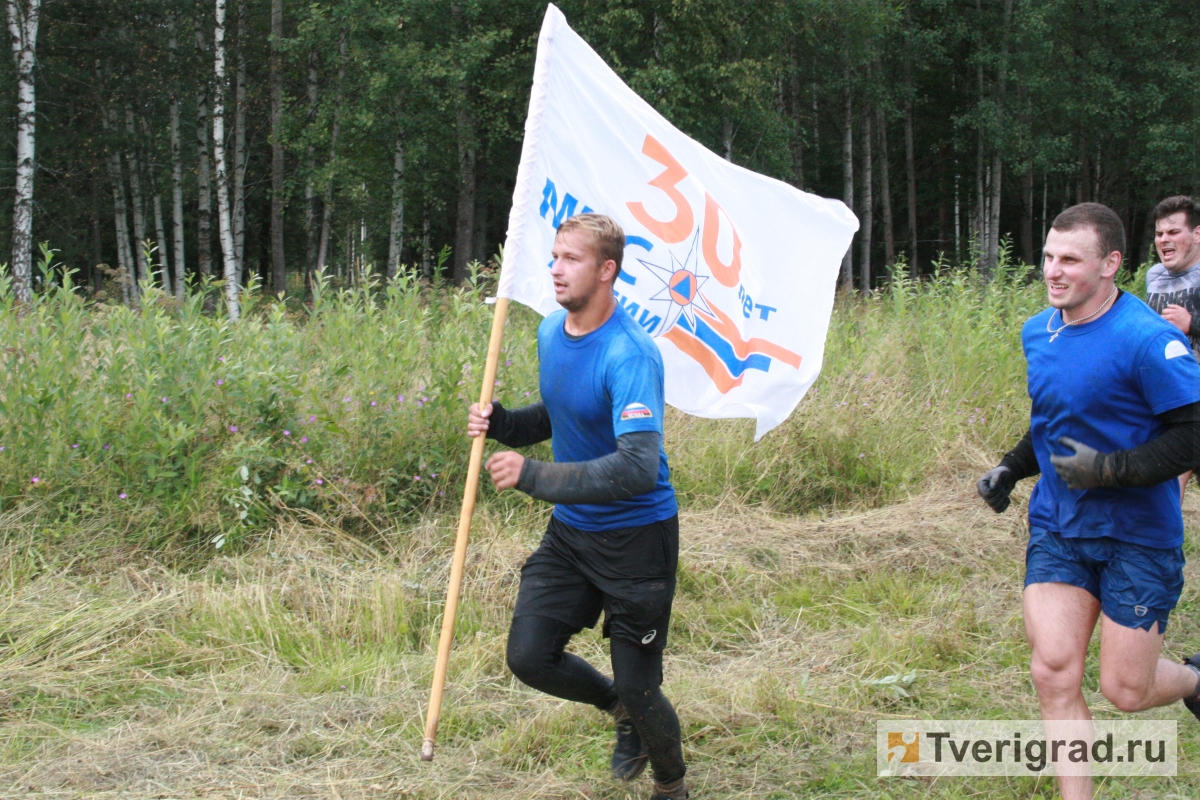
[498,4,858,439]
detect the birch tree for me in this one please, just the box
[124,107,149,286]
[168,17,186,298]
[387,123,405,280]
[212,0,239,319]
[316,30,347,273]
[101,107,134,304]
[6,0,39,304]
[269,0,285,294]
[232,0,247,285]
[195,17,213,278]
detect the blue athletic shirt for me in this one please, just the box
[1023,292,1200,548]
[538,307,678,531]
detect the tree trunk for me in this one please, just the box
[473,158,489,264]
[840,68,853,292]
[124,107,149,286]
[304,48,318,295]
[860,106,873,292]
[421,206,431,280]
[452,99,476,283]
[450,77,477,285]
[88,171,103,294]
[270,0,286,295]
[987,152,1001,274]
[317,32,347,274]
[232,0,247,284]
[986,0,1013,276]
[876,104,894,269]
[138,114,170,293]
[102,109,134,304]
[975,135,986,265]
[721,116,733,162]
[903,5,918,279]
[212,0,239,319]
[169,20,186,297]
[1019,164,1034,266]
[195,18,213,278]
[387,128,405,280]
[787,39,804,190]
[6,0,39,304]
[153,183,171,294]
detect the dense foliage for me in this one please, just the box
[2,0,1197,298]
[4,253,1133,550]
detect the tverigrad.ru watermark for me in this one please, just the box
[877,720,1176,777]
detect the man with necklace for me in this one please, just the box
[977,203,1200,800]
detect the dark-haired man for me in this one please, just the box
[977,203,1200,800]
[1147,195,1200,357]
[466,213,688,800]
[1146,195,1200,493]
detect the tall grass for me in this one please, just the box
[0,251,1139,549]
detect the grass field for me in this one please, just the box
[2,258,1197,798]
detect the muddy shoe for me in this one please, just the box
[611,714,649,781]
[1183,654,1200,721]
[650,778,688,799]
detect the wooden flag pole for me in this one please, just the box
[420,295,510,762]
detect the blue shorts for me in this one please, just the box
[1025,526,1185,634]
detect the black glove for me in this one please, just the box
[977,466,1016,513]
[1050,436,1113,490]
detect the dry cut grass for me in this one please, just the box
[1,480,1199,799]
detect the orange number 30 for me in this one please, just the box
[625,135,694,244]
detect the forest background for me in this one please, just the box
[3,0,1200,306]
[4,2,1200,796]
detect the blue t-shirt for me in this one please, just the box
[1023,292,1200,548]
[537,307,678,531]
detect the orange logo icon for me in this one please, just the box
[887,732,919,763]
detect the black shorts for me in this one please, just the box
[513,514,678,651]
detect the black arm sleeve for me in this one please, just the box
[1099,401,1200,488]
[486,401,552,448]
[999,428,1040,481]
[515,431,661,504]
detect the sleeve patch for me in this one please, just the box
[1165,340,1190,360]
[620,402,653,421]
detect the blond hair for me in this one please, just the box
[556,213,624,278]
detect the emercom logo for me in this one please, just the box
[876,720,1176,777]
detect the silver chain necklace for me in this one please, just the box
[1047,286,1118,342]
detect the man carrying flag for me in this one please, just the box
[467,213,688,800]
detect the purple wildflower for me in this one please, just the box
[370,401,377,407]
[299,436,308,444]
[125,393,132,399]
[160,397,167,403]
[217,379,225,386]
[30,476,39,484]
[413,475,421,481]
[315,478,324,485]
[283,430,291,436]
[229,425,239,433]
[306,459,313,465]
[218,356,225,362]
[308,415,317,423]
[71,444,79,449]
[103,444,110,450]
[343,397,351,403]
[119,492,127,499]
[397,395,405,402]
